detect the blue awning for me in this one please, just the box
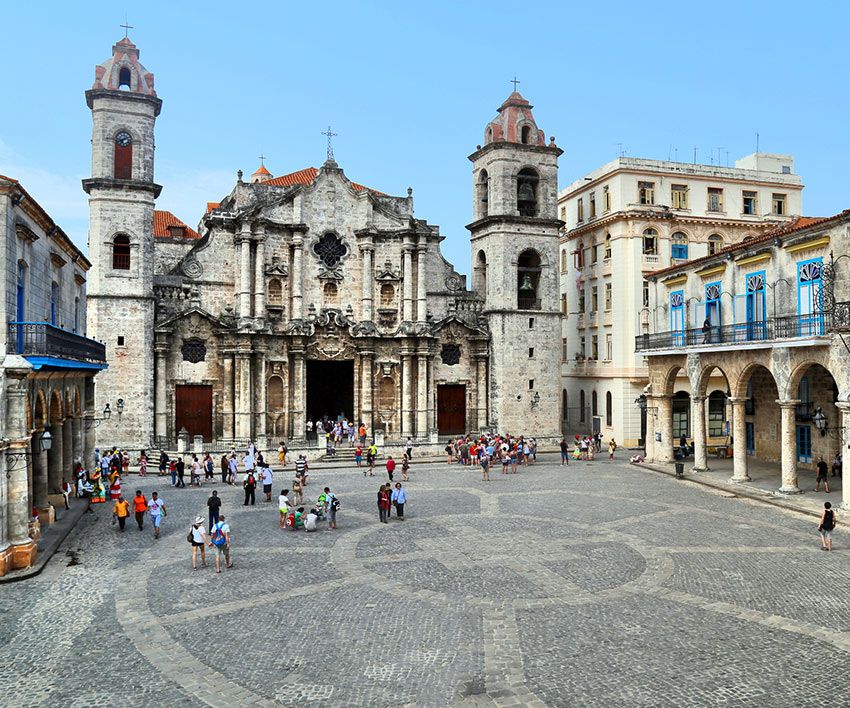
[24,357,108,371]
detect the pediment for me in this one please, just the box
[156,305,228,333]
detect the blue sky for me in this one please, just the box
[1,1,848,276]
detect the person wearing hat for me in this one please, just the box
[189,516,207,570]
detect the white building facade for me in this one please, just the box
[557,154,803,446]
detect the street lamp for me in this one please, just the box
[5,429,52,472]
[116,399,125,416]
[813,406,828,436]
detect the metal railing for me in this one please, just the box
[8,322,106,363]
[635,314,829,352]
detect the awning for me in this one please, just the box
[24,357,108,371]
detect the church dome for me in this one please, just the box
[484,91,546,147]
[250,163,273,183]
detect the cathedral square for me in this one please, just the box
[2,5,850,707]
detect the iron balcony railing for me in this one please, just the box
[8,322,107,364]
[635,314,829,352]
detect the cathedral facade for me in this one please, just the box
[85,38,562,451]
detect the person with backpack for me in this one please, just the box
[243,470,257,506]
[324,486,339,530]
[208,514,232,572]
[819,502,836,551]
[207,490,222,530]
[188,516,207,570]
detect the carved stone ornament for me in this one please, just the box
[182,257,203,279]
[441,343,461,366]
[375,260,401,282]
[265,255,289,276]
[306,336,356,361]
[351,321,379,337]
[181,338,207,363]
[444,273,463,292]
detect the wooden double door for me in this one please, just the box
[175,384,213,441]
[437,384,466,436]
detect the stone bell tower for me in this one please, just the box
[467,91,563,438]
[83,36,161,449]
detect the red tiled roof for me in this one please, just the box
[650,213,846,278]
[252,164,271,176]
[262,166,384,195]
[153,210,200,239]
[206,202,220,214]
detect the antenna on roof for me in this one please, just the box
[717,147,724,168]
[756,132,760,153]
[693,147,698,164]
[674,147,678,161]
[667,144,672,161]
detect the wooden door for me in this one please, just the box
[175,384,213,441]
[437,384,466,435]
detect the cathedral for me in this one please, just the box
[84,37,563,451]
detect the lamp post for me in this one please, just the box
[813,407,828,437]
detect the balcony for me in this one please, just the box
[641,253,661,271]
[635,314,830,354]
[8,323,107,368]
[601,258,612,276]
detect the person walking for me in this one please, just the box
[148,492,166,539]
[169,458,177,486]
[191,455,202,486]
[401,454,410,482]
[113,495,130,532]
[815,456,830,493]
[295,455,309,487]
[227,456,238,485]
[378,484,390,524]
[481,452,490,481]
[176,457,186,488]
[132,489,147,531]
[220,454,229,484]
[819,502,836,551]
[204,453,215,482]
[405,437,413,459]
[391,482,407,520]
[261,465,274,502]
[386,456,396,482]
[159,450,168,477]
[608,438,617,461]
[209,514,232,572]
[138,451,148,477]
[243,470,257,506]
[324,486,339,530]
[189,516,207,570]
[559,437,569,466]
[207,490,222,529]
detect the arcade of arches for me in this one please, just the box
[645,346,850,507]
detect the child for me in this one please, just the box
[279,488,291,528]
[501,452,510,474]
[401,454,410,481]
[291,478,303,505]
[481,453,490,482]
[355,445,363,469]
[445,443,453,465]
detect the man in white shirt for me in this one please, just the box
[147,492,166,539]
[261,465,274,502]
[304,509,319,532]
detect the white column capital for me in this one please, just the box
[776,399,801,409]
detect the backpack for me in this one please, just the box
[285,512,295,529]
[211,523,227,547]
[187,527,195,544]
[331,497,341,511]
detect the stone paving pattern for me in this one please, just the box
[1,455,849,706]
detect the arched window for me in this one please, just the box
[50,281,58,326]
[708,390,726,437]
[575,241,585,269]
[579,390,586,422]
[604,233,612,259]
[517,168,539,217]
[268,376,285,411]
[323,281,339,304]
[118,67,132,89]
[521,125,531,144]
[517,249,542,310]
[268,278,283,304]
[671,232,688,260]
[478,170,489,217]
[112,235,131,270]
[474,250,487,296]
[642,228,658,255]
[708,234,723,255]
[114,131,133,180]
[606,391,613,427]
[592,390,598,417]
[380,283,395,306]
[562,389,568,421]
[486,126,493,144]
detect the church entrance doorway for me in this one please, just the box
[306,360,354,426]
[437,384,466,436]
[174,384,213,441]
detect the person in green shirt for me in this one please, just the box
[294,506,305,529]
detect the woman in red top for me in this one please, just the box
[378,484,391,524]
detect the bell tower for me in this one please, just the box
[467,91,563,438]
[83,36,161,449]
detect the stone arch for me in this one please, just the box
[516,167,540,217]
[48,389,62,426]
[786,356,834,402]
[33,389,47,430]
[268,375,285,412]
[733,361,778,399]
[695,363,733,398]
[660,363,685,397]
[26,398,32,432]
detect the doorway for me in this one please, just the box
[437,384,466,435]
[306,360,354,425]
[175,384,213,441]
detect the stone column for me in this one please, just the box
[254,226,266,322]
[360,350,374,431]
[401,353,413,436]
[838,402,850,509]
[63,421,73,482]
[655,395,674,463]
[360,244,374,322]
[238,222,253,319]
[255,350,267,446]
[291,346,306,440]
[32,438,48,511]
[778,399,801,493]
[291,234,304,320]
[154,343,168,440]
[71,416,83,466]
[47,422,63,494]
[416,353,428,437]
[691,395,708,473]
[402,245,414,322]
[83,412,95,471]
[235,352,252,440]
[728,397,750,483]
[416,245,428,322]
[222,353,235,440]
[5,372,37,568]
[476,356,488,430]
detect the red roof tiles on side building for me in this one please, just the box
[153,210,200,239]
[262,167,385,195]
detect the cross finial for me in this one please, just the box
[321,125,338,162]
[120,17,134,38]
[510,76,521,92]
[258,153,266,166]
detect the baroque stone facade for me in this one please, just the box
[85,38,562,449]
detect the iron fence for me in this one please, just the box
[8,322,106,363]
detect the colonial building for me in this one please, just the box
[0,175,105,575]
[637,210,850,506]
[84,37,562,451]
[557,154,803,446]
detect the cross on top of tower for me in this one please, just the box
[321,126,338,162]
[258,153,266,166]
[510,76,521,92]
[120,19,134,38]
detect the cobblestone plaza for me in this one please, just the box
[1,456,848,707]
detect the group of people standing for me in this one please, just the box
[558,435,617,464]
